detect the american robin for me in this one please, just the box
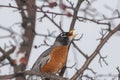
[31,30,77,79]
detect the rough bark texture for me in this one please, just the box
[15,0,36,80]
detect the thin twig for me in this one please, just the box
[0,46,16,66]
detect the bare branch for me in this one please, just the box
[0,70,67,80]
[0,46,16,66]
[87,68,96,74]
[69,0,84,30]
[98,53,108,67]
[0,62,10,67]
[82,74,94,80]
[70,24,120,80]
[73,34,83,41]
[94,73,118,79]
[77,16,110,26]
[72,42,88,59]
[117,67,120,80]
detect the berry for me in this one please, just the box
[66,12,72,17]
[49,2,57,8]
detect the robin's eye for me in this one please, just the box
[60,33,66,37]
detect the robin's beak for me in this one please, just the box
[68,29,77,39]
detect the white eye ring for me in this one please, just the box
[60,33,66,37]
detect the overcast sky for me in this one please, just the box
[0,0,120,80]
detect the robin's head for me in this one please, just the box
[54,30,77,46]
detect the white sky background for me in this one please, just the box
[0,0,120,80]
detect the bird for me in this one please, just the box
[31,30,77,79]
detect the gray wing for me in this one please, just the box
[32,46,54,71]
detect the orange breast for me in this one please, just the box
[40,46,68,73]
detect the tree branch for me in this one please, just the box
[69,0,84,30]
[70,24,120,80]
[0,46,16,66]
[14,0,36,80]
[0,70,67,80]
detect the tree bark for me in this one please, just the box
[15,0,36,80]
